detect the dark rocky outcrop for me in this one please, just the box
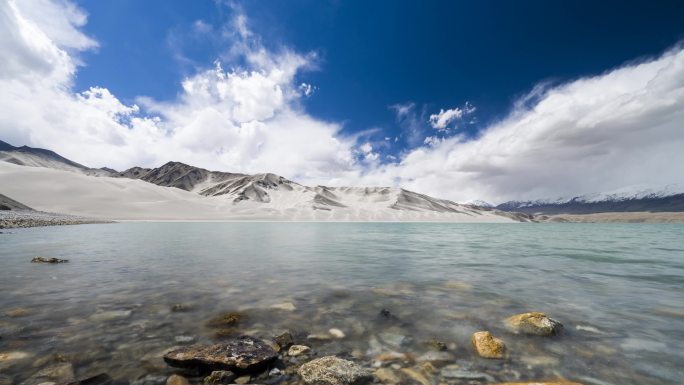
[163,336,278,374]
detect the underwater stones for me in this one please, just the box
[31,257,69,264]
[66,373,113,385]
[4,308,30,318]
[373,352,408,363]
[297,356,372,385]
[274,332,294,351]
[166,375,189,385]
[416,351,454,365]
[505,312,563,336]
[89,310,132,322]
[206,312,246,328]
[21,362,75,385]
[171,304,192,313]
[0,351,31,362]
[329,328,346,339]
[270,302,296,311]
[440,366,495,382]
[376,332,410,350]
[471,331,506,359]
[374,368,401,384]
[398,368,430,385]
[202,371,236,385]
[288,345,311,356]
[163,336,277,373]
[423,338,447,351]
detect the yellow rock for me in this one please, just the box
[471,331,506,359]
[375,351,409,362]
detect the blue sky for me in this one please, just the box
[74,0,684,155]
[2,0,684,202]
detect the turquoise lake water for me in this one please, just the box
[1,222,683,384]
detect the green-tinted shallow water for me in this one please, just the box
[1,223,683,385]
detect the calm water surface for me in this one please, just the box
[1,223,683,385]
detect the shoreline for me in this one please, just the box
[0,210,112,229]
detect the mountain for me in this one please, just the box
[0,140,113,176]
[497,185,684,214]
[0,141,530,222]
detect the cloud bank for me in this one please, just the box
[1,0,684,203]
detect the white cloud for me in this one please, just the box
[428,102,475,131]
[2,0,684,204]
[0,0,357,180]
[351,46,684,203]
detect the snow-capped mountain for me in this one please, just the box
[497,185,684,214]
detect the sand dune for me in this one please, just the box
[0,162,523,222]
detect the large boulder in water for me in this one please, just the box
[505,312,563,336]
[163,336,277,373]
[298,356,372,385]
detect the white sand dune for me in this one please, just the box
[0,162,522,222]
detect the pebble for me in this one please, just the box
[329,328,346,339]
[374,368,401,384]
[440,365,495,382]
[234,376,251,384]
[166,375,189,385]
[288,345,311,356]
[203,371,236,385]
[399,368,430,385]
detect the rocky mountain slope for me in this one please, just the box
[0,140,112,176]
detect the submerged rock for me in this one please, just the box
[0,351,31,362]
[206,312,246,327]
[471,331,506,359]
[274,332,294,351]
[416,351,454,365]
[329,328,346,339]
[171,304,192,313]
[298,356,372,385]
[269,302,296,311]
[202,371,236,385]
[163,336,277,373]
[505,312,564,336]
[66,373,113,385]
[4,308,30,318]
[166,375,189,385]
[31,256,68,263]
[21,362,75,385]
[373,368,401,384]
[89,310,132,322]
[288,345,311,357]
[440,366,495,382]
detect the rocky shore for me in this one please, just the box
[0,210,111,229]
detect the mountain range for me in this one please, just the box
[0,140,529,222]
[2,139,682,220]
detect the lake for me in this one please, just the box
[1,222,683,385]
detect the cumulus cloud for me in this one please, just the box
[0,0,356,180]
[428,102,475,131]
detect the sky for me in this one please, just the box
[1,0,684,204]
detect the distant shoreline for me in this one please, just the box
[3,211,684,229]
[0,210,112,229]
